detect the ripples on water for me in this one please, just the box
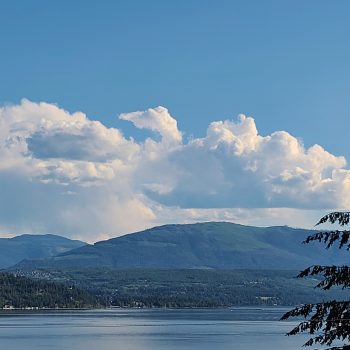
[0,308,306,350]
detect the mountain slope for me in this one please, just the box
[13,222,350,270]
[0,234,86,269]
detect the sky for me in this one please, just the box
[0,0,350,241]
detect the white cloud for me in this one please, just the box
[147,115,349,209]
[0,99,349,241]
[119,106,182,146]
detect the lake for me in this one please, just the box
[0,308,306,350]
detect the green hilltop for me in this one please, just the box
[13,222,349,270]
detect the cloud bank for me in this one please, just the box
[0,99,349,241]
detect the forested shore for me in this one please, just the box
[0,272,97,309]
[11,268,350,309]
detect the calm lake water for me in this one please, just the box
[0,308,306,350]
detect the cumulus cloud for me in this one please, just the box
[145,114,349,209]
[0,99,349,241]
[119,106,182,146]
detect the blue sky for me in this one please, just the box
[0,1,350,239]
[2,0,350,156]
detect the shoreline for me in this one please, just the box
[0,305,293,313]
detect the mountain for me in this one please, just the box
[12,222,350,270]
[0,234,86,269]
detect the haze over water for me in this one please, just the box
[0,308,305,350]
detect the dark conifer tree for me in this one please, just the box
[282,212,350,349]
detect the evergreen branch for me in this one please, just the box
[303,230,350,249]
[282,301,350,347]
[316,212,350,227]
[298,265,350,290]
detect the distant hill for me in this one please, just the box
[12,222,350,270]
[0,234,86,269]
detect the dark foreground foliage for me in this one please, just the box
[282,211,350,349]
[0,272,97,309]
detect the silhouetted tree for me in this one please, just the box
[282,212,350,349]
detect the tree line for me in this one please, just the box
[0,272,97,309]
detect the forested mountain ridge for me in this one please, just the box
[0,234,86,269]
[13,222,350,270]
